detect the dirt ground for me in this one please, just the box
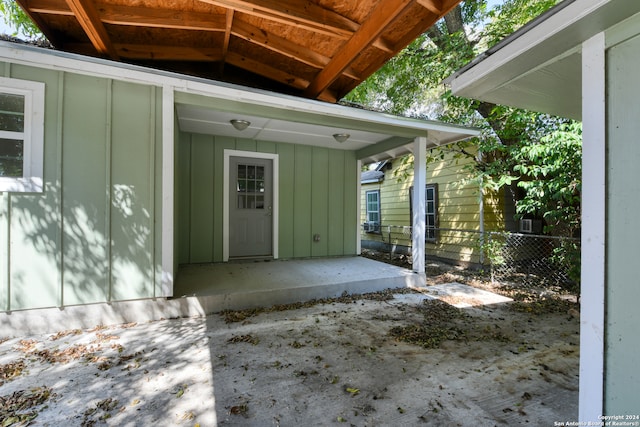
[0,258,579,426]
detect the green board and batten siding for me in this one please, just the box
[0,63,163,311]
[178,134,357,264]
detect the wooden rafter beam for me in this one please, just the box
[416,0,442,14]
[303,0,413,99]
[223,9,234,59]
[231,20,328,70]
[64,0,119,59]
[198,0,357,39]
[225,51,309,90]
[27,0,227,31]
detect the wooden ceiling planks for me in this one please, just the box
[15,0,462,101]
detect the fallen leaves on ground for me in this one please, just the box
[220,288,416,323]
[0,386,53,426]
[33,344,98,364]
[227,334,260,345]
[48,329,82,341]
[0,360,26,386]
[81,397,120,426]
[510,297,576,315]
[229,403,249,417]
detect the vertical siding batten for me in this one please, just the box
[105,79,113,302]
[160,85,174,297]
[149,86,156,297]
[56,71,65,307]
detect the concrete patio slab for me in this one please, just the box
[424,282,513,308]
[1,257,422,336]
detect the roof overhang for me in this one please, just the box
[14,0,463,102]
[447,0,640,120]
[1,41,478,163]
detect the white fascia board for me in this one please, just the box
[450,0,639,99]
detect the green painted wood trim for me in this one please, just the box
[355,136,413,161]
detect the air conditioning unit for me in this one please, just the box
[519,219,542,234]
[363,222,380,233]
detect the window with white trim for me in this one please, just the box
[0,77,45,192]
[410,184,439,242]
[365,190,381,232]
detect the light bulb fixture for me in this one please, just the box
[230,119,251,131]
[333,133,350,143]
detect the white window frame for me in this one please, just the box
[365,189,381,231]
[425,184,438,242]
[410,183,438,242]
[0,77,45,192]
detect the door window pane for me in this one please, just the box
[237,163,266,209]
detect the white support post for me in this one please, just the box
[161,85,175,297]
[412,136,427,276]
[579,32,605,423]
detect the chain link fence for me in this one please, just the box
[485,231,580,291]
[362,225,580,290]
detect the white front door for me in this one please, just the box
[229,156,273,258]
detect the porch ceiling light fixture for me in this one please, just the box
[333,133,350,143]
[230,119,251,131]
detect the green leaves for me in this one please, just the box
[0,1,42,39]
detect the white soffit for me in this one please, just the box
[448,0,640,120]
[176,105,391,150]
